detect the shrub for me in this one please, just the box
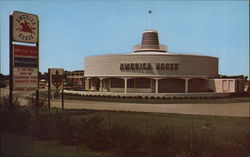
[138,96,143,99]
[53,112,76,144]
[110,124,145,157]
[0,95,20,107]
[26,96,48,107]
[148,126,177,157]
[30,113,52,139]
[77,115,109,150]
[0,96,33,134]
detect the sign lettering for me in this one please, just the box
[120,63,179,71]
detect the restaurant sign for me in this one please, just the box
[12,11,38,43]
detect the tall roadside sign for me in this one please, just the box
[48,68,64,109]
[9,11,39,108]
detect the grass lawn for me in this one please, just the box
[37,90,250,104]
[65,109,250,156]
[1,132,111,157]
[49,108,249,148]
[69,109,249,135]
[1,106,249,157]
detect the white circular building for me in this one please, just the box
[84,30,219,94]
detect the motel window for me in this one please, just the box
[111,78,124,88]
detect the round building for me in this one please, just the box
[84,30,219,94]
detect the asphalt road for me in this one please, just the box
[1,88,249,117]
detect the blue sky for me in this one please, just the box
[0,0,249,77]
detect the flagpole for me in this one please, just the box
[148,10,152,29]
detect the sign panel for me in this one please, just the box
[13,11,38,43]
[13,44,38,91]
[13,44,38,67]
[49,68,64,91]
[13,68,38,91]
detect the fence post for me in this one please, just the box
[108,111,111,133]
[145,113,149,156]
[190,121,194,149]
[146,113,149,138]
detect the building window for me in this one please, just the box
[135,78,150,88]
[127,79,135,88]
[111,78,124,88]
[128,78,150,88]
[222,80,228,92]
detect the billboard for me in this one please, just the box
[12,11,38,43]
[12,44,38,91]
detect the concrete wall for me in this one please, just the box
[110,88,124,92]
[109,87,152,93]
[127,88,152,93]
[84,53,218,78]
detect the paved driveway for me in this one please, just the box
[50,99,249,117]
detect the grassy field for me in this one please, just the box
[37,90,250,104]
[1,103,249,157]
[1,132,110,157]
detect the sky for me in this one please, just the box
[0,0,249,77]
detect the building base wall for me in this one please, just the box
[64,90,231,99]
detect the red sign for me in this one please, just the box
[14,45,38,57]
[13,45,38,68]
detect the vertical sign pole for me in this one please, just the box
[61,71,64,110]
[48,69,51,109]
[249,97,250,150]
[36,18,40,106]
[9,15,13,111]
[62,86,64,110]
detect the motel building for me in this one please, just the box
[83,30,244,97]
